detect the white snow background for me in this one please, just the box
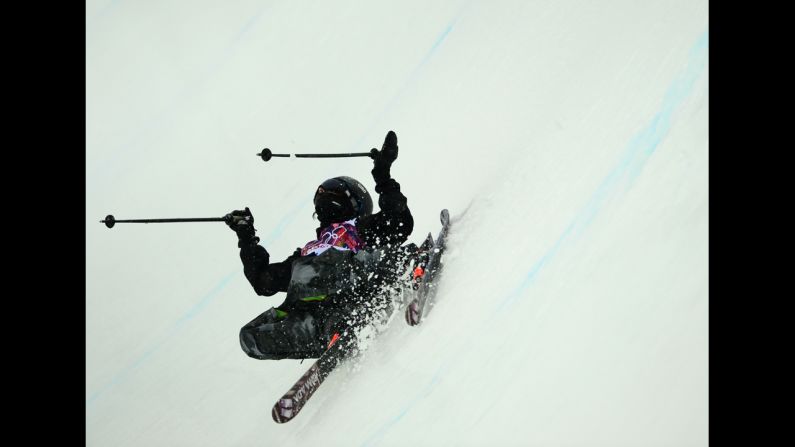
[86,1,708,445]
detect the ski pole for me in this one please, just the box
[100,214,230,229]
[257,148,378,162]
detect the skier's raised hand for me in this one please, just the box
[225,207,256,239]
[373,130,398,167]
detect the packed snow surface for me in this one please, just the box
[87,1,708,445]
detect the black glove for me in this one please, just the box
[372,130,398,168]
[225,207,256,241]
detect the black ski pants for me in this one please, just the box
[239,305,351,360]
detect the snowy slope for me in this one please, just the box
[86,1,708,445]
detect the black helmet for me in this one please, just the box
[313,176,373,223]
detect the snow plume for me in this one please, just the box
[87,0,708,445]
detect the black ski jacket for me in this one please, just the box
[236,165,414,298]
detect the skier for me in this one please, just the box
[226,130,414,360]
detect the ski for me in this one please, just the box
[271,332,356,423]
[405,209,452,326]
